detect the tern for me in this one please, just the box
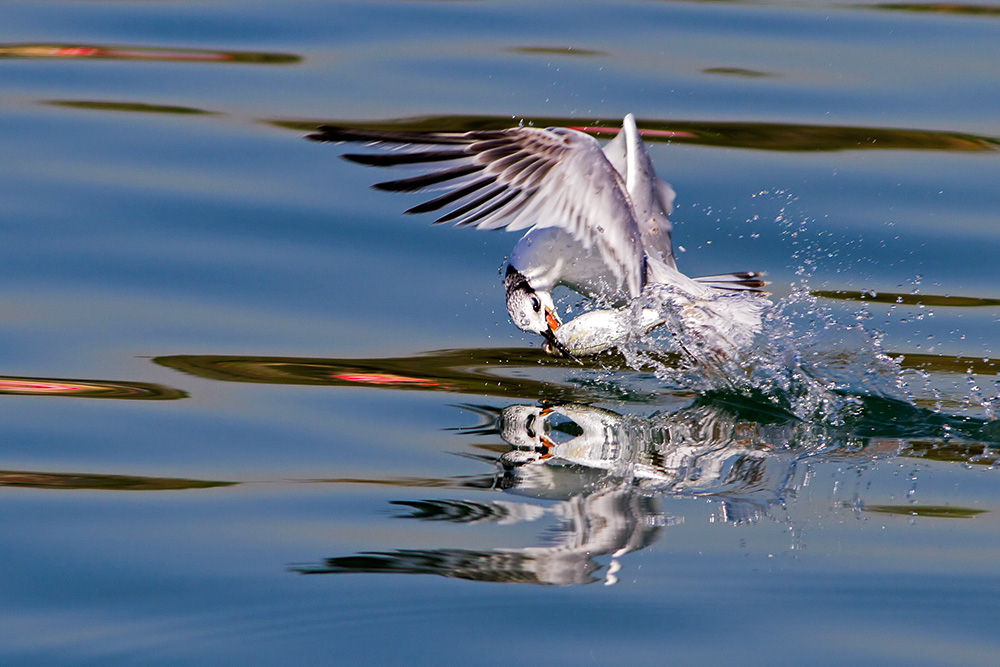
[307,114,767,358]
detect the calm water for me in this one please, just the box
[3,1,1000,664]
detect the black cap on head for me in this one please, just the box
[504,264,532,299]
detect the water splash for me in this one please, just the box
[601,189,998,426]
[612,281,912,426]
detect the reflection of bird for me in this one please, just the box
[308,115,767,357]
[494,401,806,522]
[294,400,812,587]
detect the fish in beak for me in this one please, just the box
[541,308,574,358]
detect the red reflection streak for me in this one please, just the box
[7,46,232,62]
[52,47,232,60]
[332,373,445,387]
[0,379,90,394]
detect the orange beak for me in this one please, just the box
[538,433,556,458]
[545,308,561,331]
[541,308,573,359]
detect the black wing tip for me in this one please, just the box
[342,153,388,166]
[738,271,769,289]
[405,201,443,216]
[371,180,408,192]
[341,149,471,168]
[305,125,351,143]
[368,163,485,194]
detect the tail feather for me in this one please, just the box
[694,271,768,293]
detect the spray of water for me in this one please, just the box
[614,283,906,425]
[607,192,929,425]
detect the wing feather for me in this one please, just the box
[405,176,496,215]
[433,185,507,224]
[372,163,484,192]
[312,124,647,296]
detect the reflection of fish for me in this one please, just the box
[308,115,767,359]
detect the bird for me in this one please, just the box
[307,114,767,358]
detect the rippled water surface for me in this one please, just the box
[3,1,1000,665]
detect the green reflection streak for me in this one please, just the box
[702,67,775,78]
[0,375,186,400]
[866,3,1000,17]
[45,100,217,115]
[0,470,233,491]
[0,43,300,64]
[154,348,663,402]
[154,346,1000,405]
[901,439,1000,464]
[309,476,494,489]
[278,114,998,152]
[863,504,988,518]
[814,290,1000,308]
[509,46,608,57]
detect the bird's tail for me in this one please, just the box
[693,271,768,293]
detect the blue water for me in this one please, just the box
[2,1,1000,664]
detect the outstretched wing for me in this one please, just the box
[308,124,647,297]
[600,115,677,271]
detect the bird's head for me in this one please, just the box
[504,265,571,357]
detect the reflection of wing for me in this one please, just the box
[390,499,545,525]
[308,124,646,296]
[293,548,602,586]
[293,488,661,586]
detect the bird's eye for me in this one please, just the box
[530,296,541,312]
[525,413,536,439]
